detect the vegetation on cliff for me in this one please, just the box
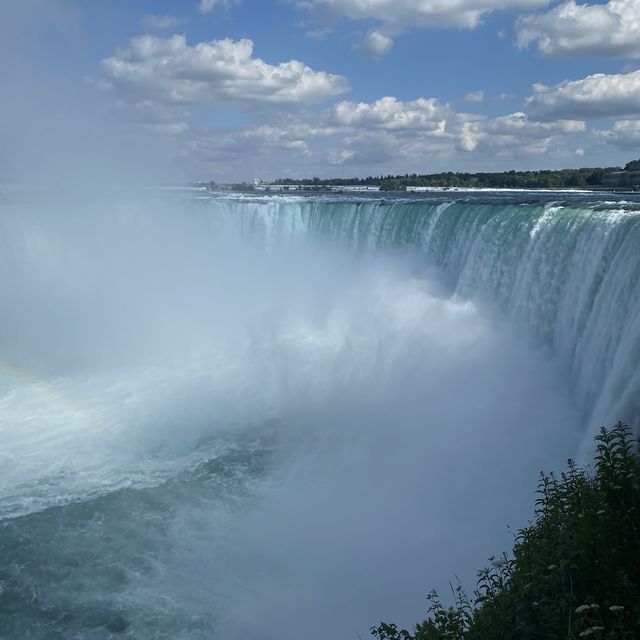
[372,423,640,640]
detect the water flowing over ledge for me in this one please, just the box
[211,194,640,448]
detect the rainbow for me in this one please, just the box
[0,358,87,418]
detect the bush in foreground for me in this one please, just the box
[372,423,640,640]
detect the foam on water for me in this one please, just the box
[211,193,640,446]
[0,191,637,639]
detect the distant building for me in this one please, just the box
[602,170,640,189]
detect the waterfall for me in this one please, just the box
[1,190,638,639]
[211,194,640,444]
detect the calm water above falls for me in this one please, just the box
[0,190,638,639]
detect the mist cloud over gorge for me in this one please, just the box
[0,189,583,638]
[0,1,180,188]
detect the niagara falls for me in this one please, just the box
[1,188,638,638]
[2,1,640,639]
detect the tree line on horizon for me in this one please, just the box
[273,160,640,191]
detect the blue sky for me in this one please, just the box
[2,0,640,181]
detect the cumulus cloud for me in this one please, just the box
[596,119,640,148]
[327,97,582,147]
[176,96,460,174]
[356,31,394,59]
[322,97,584,167]
[98,34,348,133]
[517,0,640,58]
[464,111,586,152]
[140,14,187,30]
[179,90,589,177]
[330,96,450,131]
[94,31,592,178]
[299,0,550,30]
[525,69,640,119]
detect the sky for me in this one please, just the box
[1,0,640,182]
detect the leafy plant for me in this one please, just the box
[372,423,640,640]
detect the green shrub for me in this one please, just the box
[372,423,640,640]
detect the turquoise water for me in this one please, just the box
[0,190,638,639]
[216,192,640,442]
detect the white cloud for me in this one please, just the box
[94,31,593,177]
[226,97,455,170]
[443,112,585,153]
[100,35,348,109]
[178,96,465,174]
[356,31,394,59]
[465,90,485,103]
[330,96,451,131]
[596,119,640,148]
[300,0,550,30]
[484,112,586,136]
[198,0,237,14]
[525,69,640,119]
[140,14,187,30]
[517,0,640,58]
[322,97,584,166]
[182,92,588,176]
[478,112,585,152]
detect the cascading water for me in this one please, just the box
[216,193,640,446]
[0,189,638,640]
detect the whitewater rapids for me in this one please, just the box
[0,190,638,639]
